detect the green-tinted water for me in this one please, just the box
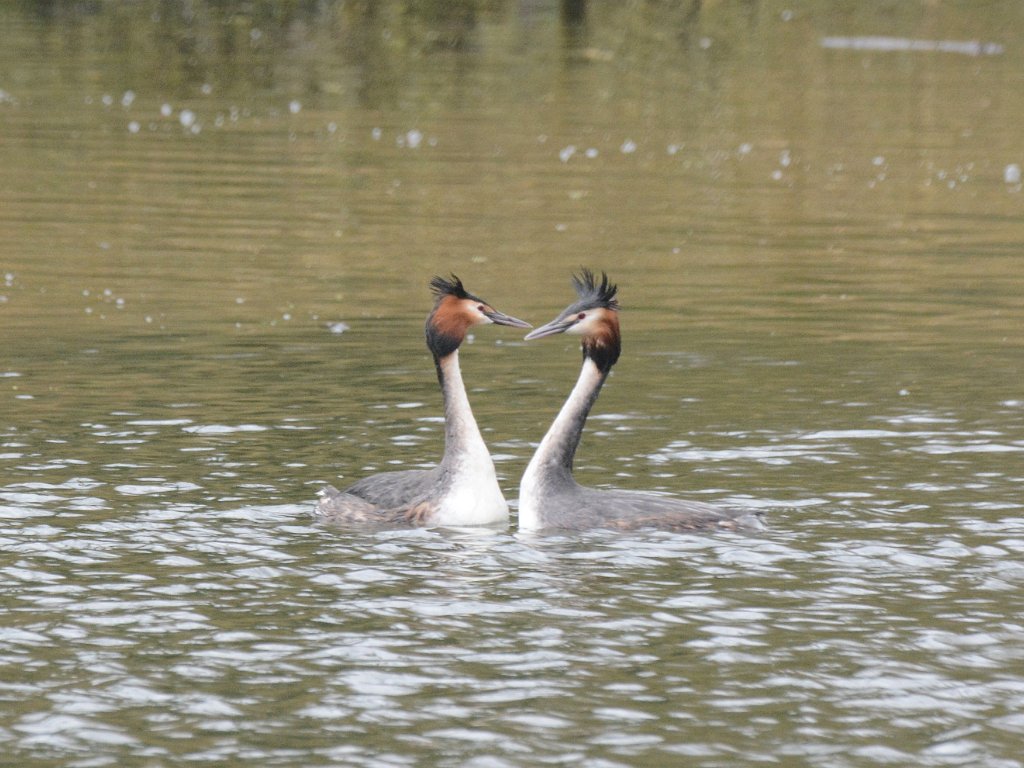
[3,2,1024,766]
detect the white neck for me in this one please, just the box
[434,351,508,525]
[518,358,606,530]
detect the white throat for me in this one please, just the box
[435,351,508,526]
[518,358,604,530]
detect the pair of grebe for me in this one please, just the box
[315,270,764,532]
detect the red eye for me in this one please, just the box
[577,312,586,320]
[477,304,486,312]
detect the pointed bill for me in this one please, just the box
[483,308,532,329]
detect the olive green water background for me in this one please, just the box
[3,2,1024,766]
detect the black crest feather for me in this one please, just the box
[430,274,478,302]
[571,268,619,310]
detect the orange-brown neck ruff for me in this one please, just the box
[426,296,472,360]
[581,312,621,374]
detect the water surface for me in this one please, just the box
[3,2,1024,766]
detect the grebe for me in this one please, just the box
[315,275,530,526]
[518,269,764,533]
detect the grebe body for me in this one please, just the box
[518,269,764,533]
[315,276,529,527]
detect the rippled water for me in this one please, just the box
[4,1,1024,766]
[4,498,1024,766]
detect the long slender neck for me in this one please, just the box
[525,357,608,483]
[435,350,489,465]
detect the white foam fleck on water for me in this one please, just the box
[801,429,909,440]
[115,482,202,495]
[404,129,422,148]
[1003,163,1021,185]
[126,419,193,426]
[182,424,268,434]
[821,36,1004,56]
